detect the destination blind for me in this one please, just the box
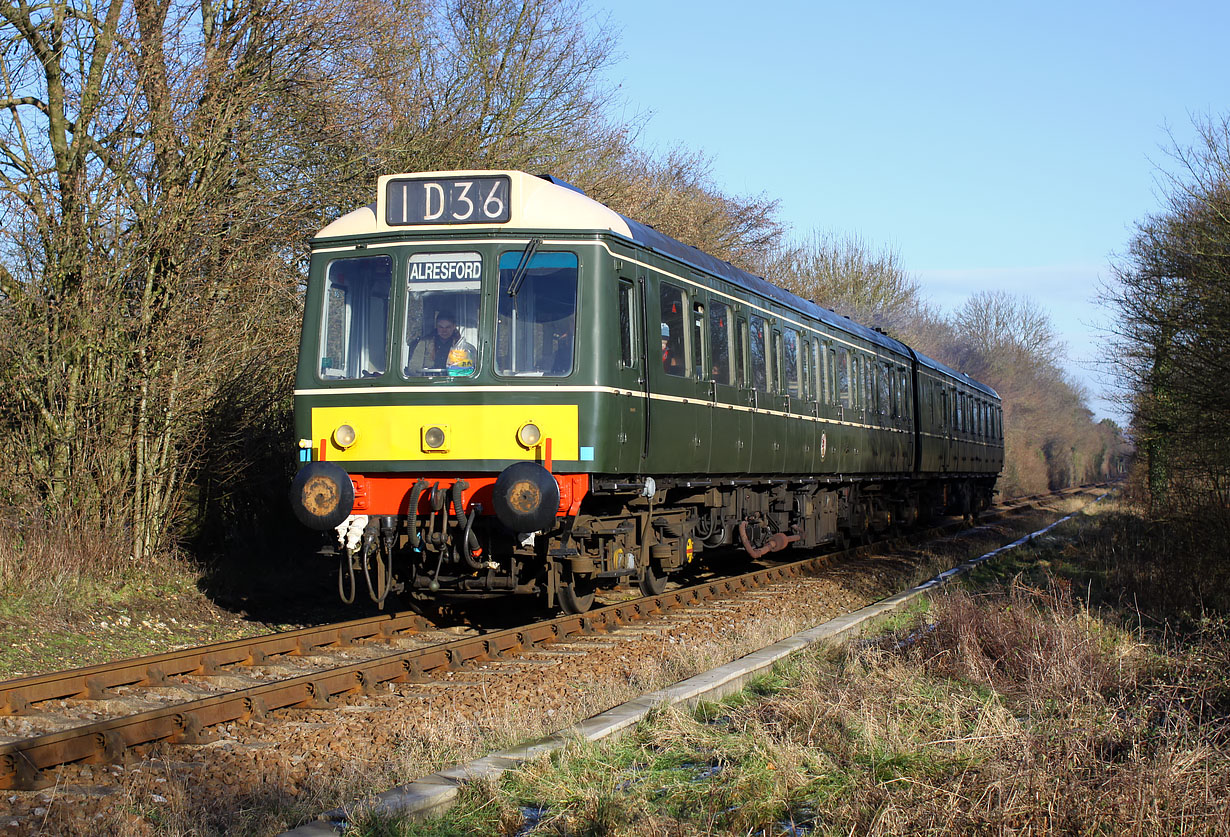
[385,176,511,225]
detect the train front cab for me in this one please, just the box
[292,222,634,607]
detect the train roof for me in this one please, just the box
[316,170,998,400]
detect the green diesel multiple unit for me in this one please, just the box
[291,171,1003,613]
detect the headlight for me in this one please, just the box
[332,424,357,449]
[422,425,449,451]
[516,422,542,448]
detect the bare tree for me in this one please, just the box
[760,231,931,340]
[1107,114,1230,509]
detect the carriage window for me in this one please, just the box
[836,346,850,408]
[320,254,392,381]
[618,281,634,367]
[709,301,733,384]
[899,370,909,418]
[801,338,811,401]
[814,341,825,403]
[495,251,577,377]
[738,319,749,387]
[749,315,769,392]
[659,282,688,377]
[877,362,890,416]
[864,357,873,412]
[956,393,964,433]
[783,329,801,399]
[692,302,706,378]
[853,354,863,410]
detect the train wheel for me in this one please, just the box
[557,576,596,614]
[638,562,668,597]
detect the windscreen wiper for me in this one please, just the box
[506,236,542,297]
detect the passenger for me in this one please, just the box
[406,311,474,376]
[662,341,682,374]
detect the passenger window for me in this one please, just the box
[767,327,777,391]
[836,347,850,408]
[749,315,769,392]
[494,251,576,377]
[618,281,634,367]
[877,362,890,416]
[861,355,872,411]
[659,282,688,377]
[852,354,861,409]
[737,318,748,387]
[829,346,838,405]
[709,301,733,384]
[800,338,811,401]
[320,254,392,381]
[692,301,706,378]
[814,341,825,404]
[783,329,801,398]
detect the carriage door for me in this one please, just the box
[648,280,702,472]
[708,299,750,472]
[614,277,646,473]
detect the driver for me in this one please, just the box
[406,311,474,375]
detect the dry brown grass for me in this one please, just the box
[0,507,135,594]
[772,582,1230,836]
[387,571,1230,836]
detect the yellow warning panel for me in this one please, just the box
[311,404,579,462]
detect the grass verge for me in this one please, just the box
[355,495,1230,836]
[0,511,306,678]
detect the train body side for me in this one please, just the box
[290,170,1003,611]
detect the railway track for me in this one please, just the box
[0,486,1098,791]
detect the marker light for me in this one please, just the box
[516,422,542,448]
[332,424,357,449]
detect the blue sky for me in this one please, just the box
[595,1,1230,420]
